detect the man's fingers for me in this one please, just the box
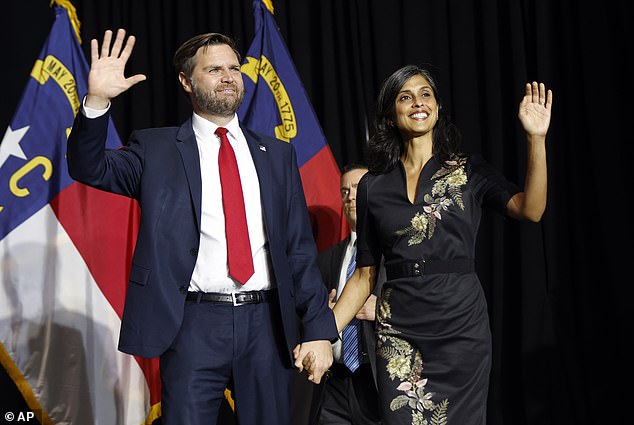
[328,289,336,301]
[100,30,113,58]
[110,28,126,58]
[292,344,300,359]
[328,289,337,309]
[294,356,304,372]
[297,351,315,376]
[294,348,309,372]
[302,351,315,369]
[127,74,147,87]
[309,368,326,384]
[306,358,330,384]
[296,340,333,384]
[119,34,137,62]
[90,38,99,63]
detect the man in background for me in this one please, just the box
[310,164,383,425]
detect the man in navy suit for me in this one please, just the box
[310,164,383,425]
[66,29,337,425]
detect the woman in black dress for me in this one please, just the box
[331,66,552,425]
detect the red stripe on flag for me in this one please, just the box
[135,356,162,406]
[50,182,139,317]
[299,146,349,251]
[50,182,162,405]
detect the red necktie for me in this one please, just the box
[216,127,254,285]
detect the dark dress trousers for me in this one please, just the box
[66,111,338,424]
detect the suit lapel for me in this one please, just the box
[175,118,202,232]
[174,122,272,234]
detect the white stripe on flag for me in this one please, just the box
[0,204,149,424]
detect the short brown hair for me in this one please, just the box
[173,33,241,79]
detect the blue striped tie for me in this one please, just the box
[342,245,361,373]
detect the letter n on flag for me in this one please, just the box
[238,0,347,251]
[0,3,161,424]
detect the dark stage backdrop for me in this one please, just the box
[1,1,631,424]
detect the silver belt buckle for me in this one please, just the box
[231,292,246,306]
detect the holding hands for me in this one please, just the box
[86,29,146,109]
[296,290,376,384]
[293,340,333,384]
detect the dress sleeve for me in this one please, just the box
[355,173,382,267]
[468,153,521,216]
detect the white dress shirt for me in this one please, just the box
[332,231,357,362]
[81,99,273,293]
[189,113,273,293]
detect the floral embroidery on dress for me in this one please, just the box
[376,288,449,424]
[396,157,468,246]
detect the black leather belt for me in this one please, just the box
[385,259,474,280]
[186,289,276,306]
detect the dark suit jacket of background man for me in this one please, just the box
[309,235,385,422]
[66,111,338,362]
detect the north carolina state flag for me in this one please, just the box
[0,4,160,424]
[238,0,348,251]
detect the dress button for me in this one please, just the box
[189,248,198,256]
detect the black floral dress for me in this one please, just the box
[355,154,520,425]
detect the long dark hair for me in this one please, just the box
[366,65,462,174]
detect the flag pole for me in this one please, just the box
[49,0,82,43]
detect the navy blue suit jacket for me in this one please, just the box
[67,111,338,363]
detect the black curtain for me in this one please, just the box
[1,1,631,424]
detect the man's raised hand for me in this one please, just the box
[86,29,146,109]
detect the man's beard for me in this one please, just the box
[191,78,244,117]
